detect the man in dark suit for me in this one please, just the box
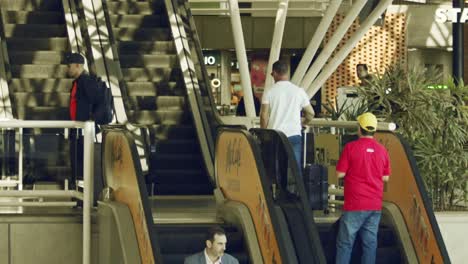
[184,226,239,264]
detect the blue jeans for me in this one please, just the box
[288,135,302,173]
[336,211,382,264]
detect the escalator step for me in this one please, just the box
[149,125,197,140]
[113,27,171,41]
[118,40,175,54]
[6,37,69,51]
[0,0,61,11]
[153,183,212,195]
[1,11,65,24]
[4,24,66,37]
[109,14,167,28]
[154,225,249,264]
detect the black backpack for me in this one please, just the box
[91,76,114,125]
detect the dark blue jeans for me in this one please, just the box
[288,135,302,173]
[336,211,382,264]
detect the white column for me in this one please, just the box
[82,121,95,264]
[264,0,289,91]
[291,0,342,85]
[300,0,368,89]
[220,51,232,106]
[228,0,256,117]
[306,0,394,98]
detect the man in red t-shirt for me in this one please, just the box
[335,112,391,264]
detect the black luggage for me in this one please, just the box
[303,164,328,210]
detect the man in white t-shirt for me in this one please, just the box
[260,60,315,171]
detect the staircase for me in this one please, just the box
[317,218,402,264]
[0,0,71,182]
[154,224,250,264]
[106,0,212,195]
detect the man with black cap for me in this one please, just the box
[335,113,391,264]
[65,53,98,190]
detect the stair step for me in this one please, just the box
[1,11,65,24]
[128,110,190,125]
[154,225,247,263]
[11,65,68,78]
[148,124,196,140]
[120,54,177,68]
[125,81,182,97]
[128,96,157,111]
[6,37,69,51]
[156,96,186,110]
[106,1,160,15]
[121,67,181,82]
[9,78,72,92]
[118,41,175,54]
[16,106,68,120]
[4,24,67,38]
[153,184,212,195]
[109,14,167,28]
[153,154,203,170]
[155,139,198,154]
[113,27,171,41]
[0,0,61,11]
[14,92,69,107]
[147,169,204,183]
[156,225,243,254]
[9,51,64,65]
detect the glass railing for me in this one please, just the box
[0,120,95,264]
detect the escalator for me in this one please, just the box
[0,0,73,183]
[104,0,213,195]
[249,128,450,264]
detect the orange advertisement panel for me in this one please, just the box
[103,131,157,264]
[376,132,448,264]
[216,130,282,264]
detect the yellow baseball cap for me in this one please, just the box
[357,112,377,132]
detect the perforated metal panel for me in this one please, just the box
[322,13,407,106]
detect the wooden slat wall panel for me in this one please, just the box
[322,13,407,106]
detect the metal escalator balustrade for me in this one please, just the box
[104,0,213,195]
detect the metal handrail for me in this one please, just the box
[304,120,397,132]
[0,120,94,264]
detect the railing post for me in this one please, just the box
[82,121,94,264]
[18,127,23,190]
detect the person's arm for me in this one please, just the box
[336,171,346,179]
[302,104,315,125]
[260,104,269,128]
[382,150,391,182]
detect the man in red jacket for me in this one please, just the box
[335,112,391,264]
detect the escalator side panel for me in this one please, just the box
[376,132,450,264]
[102,129,163,264]
[216,128,296,264]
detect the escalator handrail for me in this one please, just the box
[250,128,327,264]
[165,0,216,183]
[217,127,303,264]
[391,132,451,264]
[179,0,225,129]
[0,7,13,119]
[101,126,163,263]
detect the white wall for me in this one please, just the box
[436,212,468,264]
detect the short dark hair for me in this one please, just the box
[272,60,288,75]
[206,226,226,242]
[359,126,375,136]
[356,64,368,71]
[65,52,85,64]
